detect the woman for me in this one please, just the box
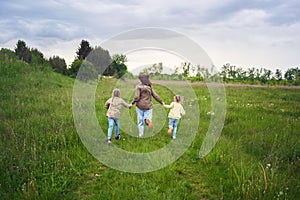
[131,74,164,137]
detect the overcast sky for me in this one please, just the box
[1,0,299,72]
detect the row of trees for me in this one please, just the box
[10,40,300,85]
[220,63,300,85]
[137,61,300,85]
[13,40,129,81]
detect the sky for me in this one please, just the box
[1,0,300,73]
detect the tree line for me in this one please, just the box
[136,61,299,85]
[11,39,130,82]
[4,40,300,85]
[219,63,300,85]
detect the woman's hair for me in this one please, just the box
[112,88,120,98]
[174,95,182,103]
[138,74,152,86]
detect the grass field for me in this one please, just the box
[1,57,299,199]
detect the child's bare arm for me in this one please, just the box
[181,106,186,116]
[121,99,132,109]
[163,102,174,109]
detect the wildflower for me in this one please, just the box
[206,111,215,115]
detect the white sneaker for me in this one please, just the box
[138,126,144,138]
[172,136,176,139]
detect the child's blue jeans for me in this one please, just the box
[169,118,179,137]
[107,117,119,139]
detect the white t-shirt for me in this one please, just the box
[164,102,185,119]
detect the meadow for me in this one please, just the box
[0,57,299,199]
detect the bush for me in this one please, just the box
[49,56,68,75]
[75,60,98,82]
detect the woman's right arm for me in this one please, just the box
[151,88,163,104]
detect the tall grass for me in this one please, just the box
[1,56,299,199]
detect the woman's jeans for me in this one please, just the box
[136,107,152,137]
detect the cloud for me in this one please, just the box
[0,0,299,70]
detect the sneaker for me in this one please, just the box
[172,136,176,139]
[115,135,120,140]
[167,127,173,134]
[106,139,111,144]
[145,118,153,128]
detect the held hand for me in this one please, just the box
[129,104,133,109]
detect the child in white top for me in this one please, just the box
[163,95,185,139]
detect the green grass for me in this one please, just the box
[1,56,299,199]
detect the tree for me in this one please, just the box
[221,63,230,81]
[30,48,47,65]
[86,46,111,74]
[103,54,128,78]
[140,62,163,76]
[15,40,32,63]
[295,68,300,85]
[76,40,92,60]
[49,56,68,75]
[182,62,191,77]
[284,67,300,85]
[77,60,98,82]
[68,59,83,78]
[236,67,245,81]
[284,68,295,82]
[228,65,236,79]
[255,68,261,81]
[260,68,272,83]
[275,69,282,81]
[247,67,255,82]
[0,48,18,62]
[112,54,127,65]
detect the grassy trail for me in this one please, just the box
[1,58,299,199]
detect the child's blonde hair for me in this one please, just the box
[112,89,120,103]
[112,88,120,98]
